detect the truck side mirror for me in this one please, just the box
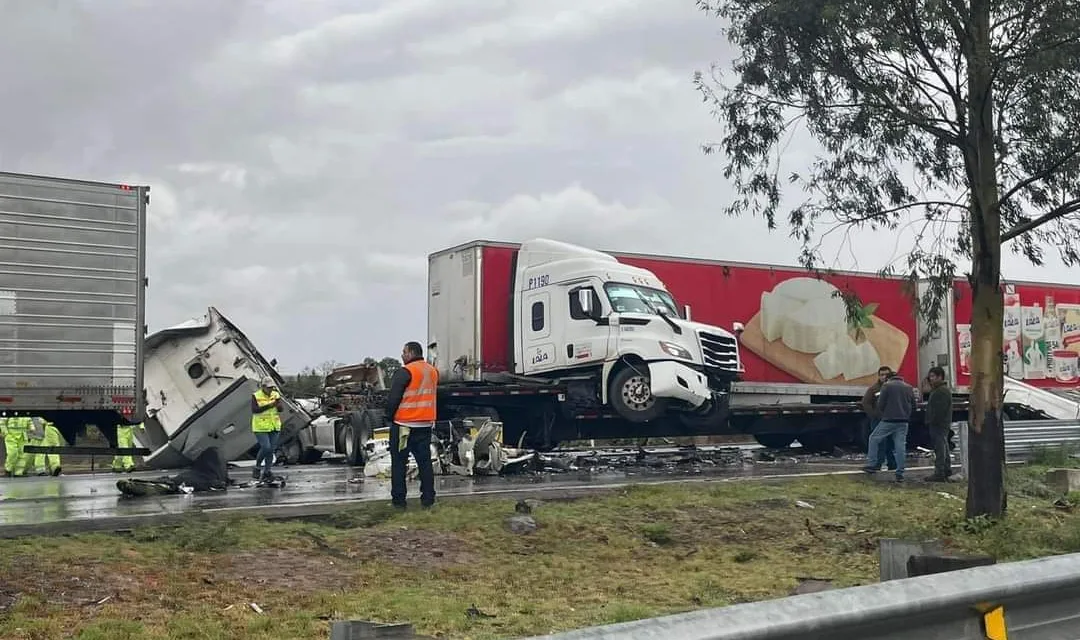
[578,289,595,318]
[683,305,692,321]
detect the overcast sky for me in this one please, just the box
[2,0,1075,372]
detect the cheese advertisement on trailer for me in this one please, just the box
[615,256,920,386]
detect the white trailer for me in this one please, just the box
[0,171,148,447]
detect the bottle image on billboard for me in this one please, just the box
[957,324,972,377]
[1022,303,1047,380]
[1045,295,1060,377]
[1003,286,1023,379]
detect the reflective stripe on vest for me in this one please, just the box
[3,417,30,432]
[393,360,439,423]
[252,389,283,432]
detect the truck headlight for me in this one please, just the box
[659,341,692,360]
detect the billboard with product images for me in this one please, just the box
[615,255,920,387]
[953,280,1080,388]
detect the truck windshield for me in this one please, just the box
[604,283,680,317]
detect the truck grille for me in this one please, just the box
[699,330,739,370]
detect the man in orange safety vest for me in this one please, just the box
[384,341,439,509]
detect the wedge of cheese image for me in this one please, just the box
[741,277,908,385]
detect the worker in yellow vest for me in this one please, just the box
[27,418,64,477]
[3,415,31,478]
[384,341,439,508]
[250,376,284,481]
[112,422,144,473]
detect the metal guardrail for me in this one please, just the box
[1003,419,1080,457]
[527,552,1080,639]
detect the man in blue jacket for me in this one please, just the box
[863,371,918,482]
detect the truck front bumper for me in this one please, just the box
[648,360,711,408]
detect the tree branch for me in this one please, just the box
[1001,199,1080,242]
[998,145,1080,206]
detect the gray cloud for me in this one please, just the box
[1,0,1071,371]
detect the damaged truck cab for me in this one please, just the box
[510,239,742,424]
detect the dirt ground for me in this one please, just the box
[0,468,1078,639]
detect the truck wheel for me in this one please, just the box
[281,438,304,465]
[753,434,795,449]
[609,366,664,423]
[678,395,730,431]
[796,432,838,454]
[344,409,379,467]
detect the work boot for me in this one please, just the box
[51,467,62,477]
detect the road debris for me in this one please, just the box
[466,604,496,619]
[506,515,538,535]
[116,448,230,497]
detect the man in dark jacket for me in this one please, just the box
[924,366,953,482]
[862,366,898,471]
[384,341,439,508]
[863,372,918,482]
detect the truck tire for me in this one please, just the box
[609,365,665,423]
[344,409,379,467]
[677,394,730,431]
[281,437,304,465]
[796,431,838,454]
[753,433,795,449]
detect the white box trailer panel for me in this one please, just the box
[0,172,147,419]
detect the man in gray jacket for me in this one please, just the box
[862,372,918,482]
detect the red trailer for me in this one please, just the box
[424,239,963,451]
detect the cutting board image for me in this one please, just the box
[740,312,910,386]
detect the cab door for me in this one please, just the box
[563,284,609,368]
[520,290,557,374]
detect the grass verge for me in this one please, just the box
[2,468,1079,639]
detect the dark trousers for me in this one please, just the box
[929,423,953,478]
[389,424,435,507]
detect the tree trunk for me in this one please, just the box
[965,0,1007,519]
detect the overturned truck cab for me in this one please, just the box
[138,307,312,470]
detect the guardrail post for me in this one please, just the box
[956,420,969,481]
[879,538,944,581]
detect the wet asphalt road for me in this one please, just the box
[0,450,915,531]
